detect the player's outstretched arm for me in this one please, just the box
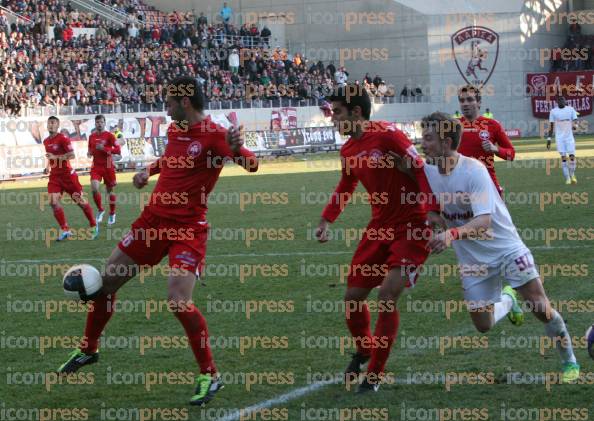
[226,125,259,172]
[315,217,330,243]
[319,157,358,226]
[133,157,162,189]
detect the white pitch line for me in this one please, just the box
[216,379,336,421]
[216,326,478,421]
[2,244,593,264]
[215,374,450,421]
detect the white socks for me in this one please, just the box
[544,310,577,364]
[493,294,513,324]
[562,160,569,179]
[569,159,576,177]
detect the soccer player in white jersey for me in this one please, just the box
[419,111,580,383]
[547,96,579,185]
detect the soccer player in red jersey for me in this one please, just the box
[457,85,515,195]
[88,114,121,225]
[43,116,98,241]
[56,77,258,406]
[315,85,439,393]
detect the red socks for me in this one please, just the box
[345,302,372,356]
[367,308,400,376]
[82,203,96,227]
[81,293,116,354]
[174,303,216,375]
[52,207,68,231]
[92,191,103,212]
[108,193,116,215]
[80,295,216,375]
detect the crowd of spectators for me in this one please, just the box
[550,22,594,72]
[0,0,398,117]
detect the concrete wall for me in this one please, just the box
[143,0,594,136]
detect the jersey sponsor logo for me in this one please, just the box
[479,130,490,141]
[442,209,474,221]
[187,141,202,157]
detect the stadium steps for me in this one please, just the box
[68,0,140,27]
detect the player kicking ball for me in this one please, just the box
[315,85,439,393]
[88,114,121,226]
[43,116,98,241]
[56,77,259,405]
[419,112,580,383]
[547,96,579,185]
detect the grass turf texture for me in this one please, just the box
[0,136,593,419]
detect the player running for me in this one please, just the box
[457,85,515,195]
[420,111,580,383]
[547,96,579,185]
[315,85,439,393]
[56,77,258,406]
[43,116,98,241]
[88,114,121,225]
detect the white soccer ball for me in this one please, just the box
[63,264,103,301]
[586,325,594,360]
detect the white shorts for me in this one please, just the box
[462,247,539,310]
[556,137,576,155]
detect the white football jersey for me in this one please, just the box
[423,155,527,267]
[549,106,577,143]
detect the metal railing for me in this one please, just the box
[68,0,138,26]
[10,96,411,117]
[0,5,33,25]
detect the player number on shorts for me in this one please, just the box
[514,254,533,272]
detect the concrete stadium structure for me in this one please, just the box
[146,0,594,136]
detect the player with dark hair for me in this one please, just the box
[457,85,515,195]
[420,111,580,383]
[56,76,258,406]
[88,114,121,225]
[315,84,440,393]
[43,116,98,241]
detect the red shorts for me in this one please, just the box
[347,221,430,289]
[118,208,207,276]
[90,166,117,188]
[47,171,83,196]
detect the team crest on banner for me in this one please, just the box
[451,26,499,87]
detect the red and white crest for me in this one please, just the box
[187,141,202,157]
[479,130,490,141]
[451,26,499,88]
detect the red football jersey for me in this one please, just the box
[458,116,515,192]
[322,121,437,226]
[88,131,121,169]
[146,118,258,223]
[43,133,74,175]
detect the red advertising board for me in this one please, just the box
[527,71,594,118]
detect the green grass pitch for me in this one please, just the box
[1,136,593,420]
